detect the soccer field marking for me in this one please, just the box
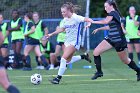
[13,74,115,78]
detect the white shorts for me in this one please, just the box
[64,41,81,50]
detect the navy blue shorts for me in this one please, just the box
[127,38,140,44]
[26,37,40,45]
[12,39,24,44]
[0,44,8,48]
[57,42,64,46]
[105,37,127,52]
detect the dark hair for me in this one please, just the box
[12,9,19,15]
[25,12,32,20]
[105,0,122,17]
[61,2,81,13]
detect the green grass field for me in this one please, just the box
[0,50,140,93]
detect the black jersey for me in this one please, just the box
[107,11,125,42]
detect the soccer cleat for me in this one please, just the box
[91,72,103,80]
[84,53,92,63]
[50,77,60,84]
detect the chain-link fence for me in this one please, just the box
[1,0,105,49]
[0,0,86,19]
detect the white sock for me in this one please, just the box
[50,64,54,68]
[58,58,67,76]
[67,56,81,64]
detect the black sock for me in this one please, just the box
[94,55,102,73]
[25,55,31,68]
[129,53,133,61]
[7,85,20,93]
[80,55,85,59]
[35,56,40,66]
[40,55,48,67]
[15,53,20,66]
[128,61,140,73]
[57,75,62,80]
[137,52,140,62]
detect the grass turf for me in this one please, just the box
[0,49,140,93]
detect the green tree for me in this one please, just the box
[90,0,140,17]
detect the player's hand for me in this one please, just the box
[123,30,127,34]
[85,22,91,28]
[137,31,140,36]
[46,33,53,38]
[92,29,99,34]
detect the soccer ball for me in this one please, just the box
[30,73,42,85]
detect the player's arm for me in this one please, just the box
[0,32,4,46]
[8,19,22,32]
[132,16,140,26]
[92,26,110,34]
[121,23,127,34]
[92,16,113,25]
[48,27,65,37]
[24,22,35,37]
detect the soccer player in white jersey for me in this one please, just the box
[47,2,94,84]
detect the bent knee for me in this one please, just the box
[93,50,100,56]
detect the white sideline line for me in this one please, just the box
[14,74,92,78]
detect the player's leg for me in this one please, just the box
[1,47,8,67]
[127,43,134,61]
[91,40,112,80]
[134,43,140,65]
[23,45,34,70]
[0,57,20,93]
[51,45,76,84]
[117,49,140,81]
[34,45,49,70]
[15,41,23,68]
[67,53,91,64]
[50,45,62,69]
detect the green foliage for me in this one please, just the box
[90,0,140,17]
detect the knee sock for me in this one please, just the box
[68,56,81,64]
[7,85,20,93]
[129,53,133,61]
[35,56,40,66]
[40,55,48,67]
[57,58,67,78]
[94,55,102,73]
[137,52,140,62]
[25,55,31,68]
[128,61,140,73]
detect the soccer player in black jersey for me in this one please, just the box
[91,0,140,81]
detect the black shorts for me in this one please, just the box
[0,44,8,48]
[57,42,64,46]
[12,39,24,44]
[127,38,140,44]
[105,37,127,52]
[26,37,40,45]
[0,56,4,67]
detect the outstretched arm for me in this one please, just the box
[92,26,110,34]
[92,16,113,25]
[48,27,65,37]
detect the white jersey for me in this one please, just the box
[60,13,85,50]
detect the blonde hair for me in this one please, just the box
[61,2,81,13]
